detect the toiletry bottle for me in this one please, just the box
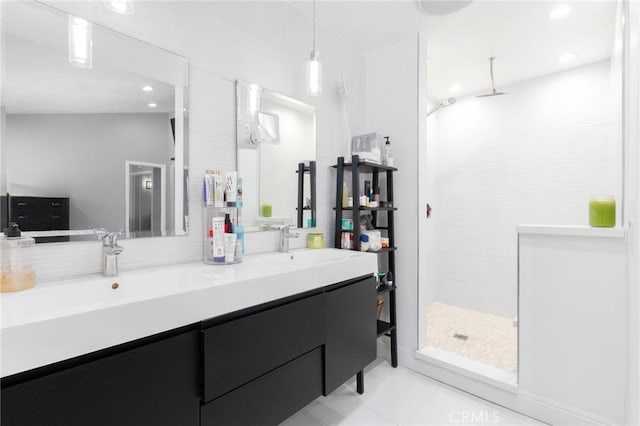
[236,177,243,208]
[342,183,349,208]
[234,217,245,254]
[212,217,225,263]
[382,137,393,167]
[0,223,36,292]
[224,213,232,233]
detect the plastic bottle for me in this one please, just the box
[382,136,393,167]
[1,223,36,292]
[342,182,349,208]
[234,218,245,254]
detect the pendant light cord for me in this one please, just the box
[312,0,316,52]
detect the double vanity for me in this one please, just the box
[0,249,379,426]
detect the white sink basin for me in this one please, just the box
[252,248,364,269]
[1,248,377,377]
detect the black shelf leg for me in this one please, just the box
[356,370,364,394]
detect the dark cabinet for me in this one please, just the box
[1,275,376,426]
[202,293,325,402]
[201,347,323,426]
[4,195,70,243]
[325,276,377,394]
[0,329,200,426]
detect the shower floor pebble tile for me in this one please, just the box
[426,302,517,372]
[280,359,544,426]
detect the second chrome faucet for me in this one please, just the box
[95,229,124,277]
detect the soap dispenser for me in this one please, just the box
[382,136,394,167]
[1,222,36,292]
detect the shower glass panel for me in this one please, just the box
[419,0,624,384]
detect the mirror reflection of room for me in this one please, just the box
[0,1,189,242]
[236,81,316,232]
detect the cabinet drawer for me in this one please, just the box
[10,197,68,213]
[12,212,69,230]
[201,347,323,426]
[1,330,200,426]
[202,293,325,402]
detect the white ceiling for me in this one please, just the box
[2,1,619,111]
[288,0,618,101]
[2,2,175,114]
[204,1,608,102]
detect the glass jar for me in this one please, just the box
[1,223,36,292]
[589,195,616,228]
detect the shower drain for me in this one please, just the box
[453,333,469,341]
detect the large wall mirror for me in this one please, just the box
[236,81,316,232]
[0,1,189,242]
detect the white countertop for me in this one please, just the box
[516,224,627,238]
[0,248,378,377]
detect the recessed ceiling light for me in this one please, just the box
[558,52,576,63]
[148,102,157,108]
[142,85,153,92]
[449,84,462,93]
[549,5,571,20]
[104,0,134,15]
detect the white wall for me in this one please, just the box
[624,1,640,423]
[367,35,420,359]
[429,60,620,318]
[0,107,6,194]
[22,1,366,282]
[5,113,174,232]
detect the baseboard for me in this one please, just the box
[391,346,618,426]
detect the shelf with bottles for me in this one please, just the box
[333,153,398,368]
[203,170,245,266]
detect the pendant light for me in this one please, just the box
[68,15,93,69]
[306,0,322,96]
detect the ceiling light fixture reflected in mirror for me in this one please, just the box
[549,4,571,20]
[147,102,157,108]
[68,15,93,69]
[104,0,134,15]
[142,85,153,92]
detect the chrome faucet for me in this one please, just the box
[278,225,300,253]
[95,229,124,277]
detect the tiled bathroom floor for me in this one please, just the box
[425,302,517,373]
[280,359,542,425]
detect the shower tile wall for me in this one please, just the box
[429,60,620,318]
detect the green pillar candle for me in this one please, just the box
[589,196,616,228]
[261,204,272,218]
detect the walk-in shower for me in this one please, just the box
[419,0,624,388]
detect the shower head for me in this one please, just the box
[442,97,456,106]
[477,57,507,98]
[427,97,457,117]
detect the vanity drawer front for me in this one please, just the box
[202,293,325,402]
[201,347,323,426]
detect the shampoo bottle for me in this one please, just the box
[382,136,393,167]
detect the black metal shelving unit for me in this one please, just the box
[296,161,316,228]
[332,155,398,368]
